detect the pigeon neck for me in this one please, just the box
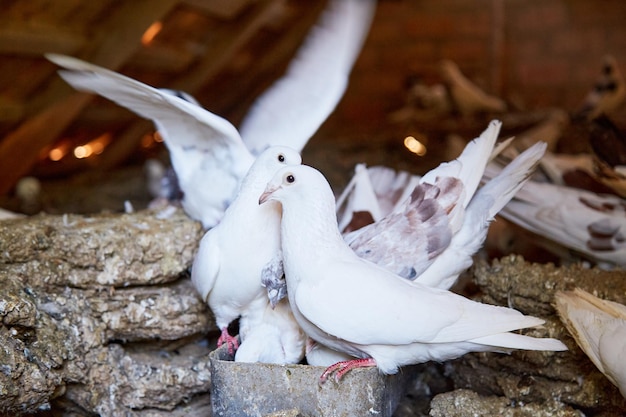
[281,194,346,264]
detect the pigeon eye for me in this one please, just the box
[278,154,285,162]
[286,174,295,184]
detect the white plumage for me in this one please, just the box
[259,164,567,381]
[345,121,545,289]
[239,0,376,155]
[555,288,626,398]
[234,298,305,365]
[47,52,252,228]
[191,146,304,362]
[46,0,375,228]
[483,167,626,267]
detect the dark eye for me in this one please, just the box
[278,154,285,162]
[286,174,295,184]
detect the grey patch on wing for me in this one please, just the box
[261,255,286,307]
[349,178,462,280]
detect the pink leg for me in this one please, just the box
[319,358,377,384]
[217,327,239,356]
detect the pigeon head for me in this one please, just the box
[259,165,334,207]
[255,145,302,174]
[240,145,301,192]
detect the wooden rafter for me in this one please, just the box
[82,0,291,171]
[0,0,180,195]
[171,0,288,94]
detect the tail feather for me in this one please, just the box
[471,332,568,351]
[477,141,547,219]
[421,120,502,209]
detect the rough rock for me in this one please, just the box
[0,208,216,415]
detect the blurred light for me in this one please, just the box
[142,131,163,149]
[74,145,89,159]
[73,133,112,159]
[49,146,67,161]
[142,21,163,46]
[404,135,427,156]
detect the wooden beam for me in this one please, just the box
[0,93,92,189]
[0,98,25,124]
[0,25,86,56]
[170,0,287,94]
[0,0,180,195]
[84,0,180,68]
[128,45,196,73]
[182,0,254,20]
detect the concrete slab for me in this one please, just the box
[209,345,418,417]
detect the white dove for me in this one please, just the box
[307,123,544,366]
[483,164,626,267]
[234,298,305,365]
[440,60,507,116]
[555,288,626,398]
[259,164,567,382]
[46,0,375,228]
[191,146,303,359]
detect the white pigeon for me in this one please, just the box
[483,164,626,267]
[259,164,567,382]
[191,146,303,360]
[234,298,305,365]
[45,0,376,228]
[308,124,544,366]
[555,288,626,398]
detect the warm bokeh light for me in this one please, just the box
[47,141,72,161]
[403,135,427,156]
[73,145,89,159]
[141,131,164,149]
[72,133,112,159]
[142,21,163,46]
[49,146,67,161]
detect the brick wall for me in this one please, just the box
[320,0,626,137]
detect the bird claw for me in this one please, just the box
[318,358,377,384]
[217,328,240,356]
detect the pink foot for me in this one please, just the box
[319,358,377,384]
[217,327,239,356]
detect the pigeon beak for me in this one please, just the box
[259,186,280,205]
